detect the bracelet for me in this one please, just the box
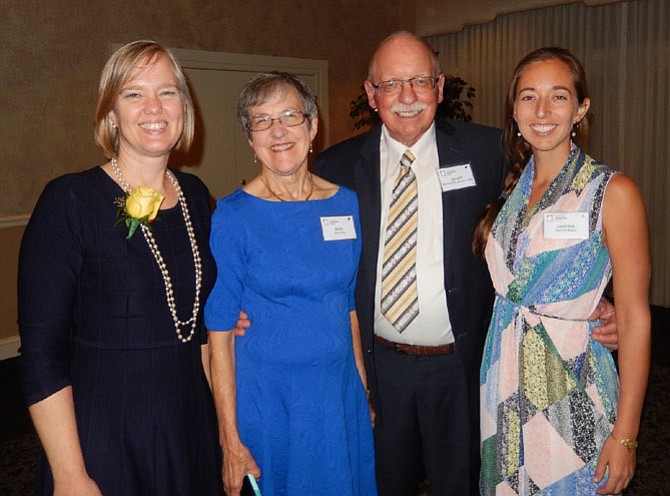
[610,433,638,452]
[365,388,372,401]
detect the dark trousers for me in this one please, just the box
[373,342,471,496]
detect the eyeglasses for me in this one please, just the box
[247,110,309,132]
[370,76,440,95]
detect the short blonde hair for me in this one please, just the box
[94,40,194,158]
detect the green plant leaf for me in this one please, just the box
[126,218,140,239]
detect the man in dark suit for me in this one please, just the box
[314,31,500,496]
[313,31,616,495]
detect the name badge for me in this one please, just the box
[438,163,477,191]
[544,212,589,239]
[320,215,357,241]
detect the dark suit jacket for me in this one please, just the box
[314,117,504,425]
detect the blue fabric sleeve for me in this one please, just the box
[204,195,246,332]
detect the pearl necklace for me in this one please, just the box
[111,158,202,343]
[258,173,314,201]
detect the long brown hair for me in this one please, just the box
[472,47,591,259]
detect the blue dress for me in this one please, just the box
[18,167,222,496]
[205,187,377,496]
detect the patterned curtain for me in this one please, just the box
[426,0,669,307]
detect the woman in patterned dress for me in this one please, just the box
[473,48,650,495]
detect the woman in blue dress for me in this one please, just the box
[205,72,377,496]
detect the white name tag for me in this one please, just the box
[320,215,357,241]
[438,163,477,191]
[544,212,589,239]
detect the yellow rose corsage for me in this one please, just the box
[114,186,165,239]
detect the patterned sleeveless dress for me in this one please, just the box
[480,147,619,494]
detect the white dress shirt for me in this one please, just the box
[373,124,455,346]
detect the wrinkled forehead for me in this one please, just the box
[370,39,436,81]
[249,84,302,112]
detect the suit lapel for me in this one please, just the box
[436,120,466,280]
[354,128,383,299]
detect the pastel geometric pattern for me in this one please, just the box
[480,148,619,494]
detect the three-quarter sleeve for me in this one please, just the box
[18,178,83,406]
[204,197,246,332]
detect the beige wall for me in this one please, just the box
[0,226,23,345]
[0,0,414,344]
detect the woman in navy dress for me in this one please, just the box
[205,72,377,496]
[18,41,222,495]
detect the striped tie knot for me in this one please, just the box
[399,149,415,168]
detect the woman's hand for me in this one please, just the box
[209,330,260,495]
[53,474,103,496]
[594,435,636,495]
[589,298,618,350]
[349,311,374,428]
[29,388,102,496]
[234,310,251,337]
[222,443,261,496]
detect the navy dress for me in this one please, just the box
[18,167,222,496]
[205,188,377,496]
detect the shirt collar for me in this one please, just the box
[381,122,437,169]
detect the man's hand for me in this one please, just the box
[234,311,251,337]
[589,298,618,351]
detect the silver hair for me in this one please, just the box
[237,71,318,138]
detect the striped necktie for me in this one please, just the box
[381,150,419,333]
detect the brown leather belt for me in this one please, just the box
[374,335,457,356]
